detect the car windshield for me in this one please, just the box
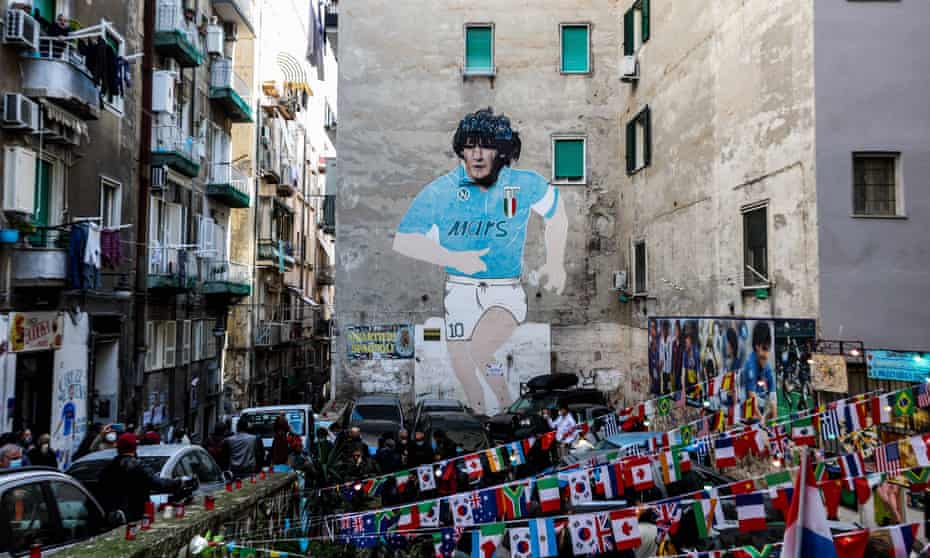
[351,404,400,422]
[239,410,307,437]
[445,428,490,452]
[69,456,169,481]
[507,395,556,414]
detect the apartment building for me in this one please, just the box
[0,0,139,467]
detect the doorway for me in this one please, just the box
[14,351,54,434]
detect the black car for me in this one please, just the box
[419,412,491,455]
[485,373,607,442]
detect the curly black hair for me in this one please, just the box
[452,108,522,165]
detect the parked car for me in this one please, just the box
[419,412,491,455]
[0,466,115,556]
[411,398,469,432]
[67,444,227,507]
[315,399,350,434]
[349,395,406,453]
[485,373,607,442]
[562,431,666,466]
[236,404,316,454]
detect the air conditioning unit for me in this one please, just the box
[3,145,36,214]
[42,120,79,145]
[620,55,639,82]
[152,70,176,113]
[3,9,39,50]
[223,22,238,42]
[613,270,628,291]
[1,93,39,130]
[205,24,224,56]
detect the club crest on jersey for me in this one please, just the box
[457,188,470,201]
[503,187,520,218]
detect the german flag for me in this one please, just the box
[423,328,441,341]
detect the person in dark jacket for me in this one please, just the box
[26,434,58,468]
[431,429,457,460]
[97,434,180,521]
[223,423,264,478]
[203,424,229,470]
[407,431,434,467]
[375,438,402,474]
[312,427,333,463]
[270,412,292,465]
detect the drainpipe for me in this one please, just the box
[134,0,155,420]
[248,6,263,409]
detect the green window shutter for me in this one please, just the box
[623,9,635,56]
[625,120,636,174]
[34,0,55,23]
[642,0,651,43]
[465,26,493,73]
[554,139,584,181]
[561,25,589,73]
[642,106,652,167]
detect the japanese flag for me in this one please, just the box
[417,465,436,491]
[609,509,642,551]
[569,514,599,556]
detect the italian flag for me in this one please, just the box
[536,475,562,513]
[790,418,816,446]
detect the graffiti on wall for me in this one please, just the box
[52,313,89,470]
[393,109,568,413]
[345,325,415,360]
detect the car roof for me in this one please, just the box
[604,432,664,447]
[420,399,464,408]
[70,444,199,465]
[240,405,312,413]
[356,395,401,405]
[0,466,69,485]
[424,412,483,427]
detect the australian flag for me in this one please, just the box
[433,528,459,558]
[473,488,499,523]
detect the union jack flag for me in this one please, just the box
[768,424,790,456]
[594,512,615,553]
[876,442,901,476]
[654,502,682,542]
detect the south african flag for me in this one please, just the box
[904,468,930,491]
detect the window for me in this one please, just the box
[623,0,650,56]
[742,203,769,287]
[100,177,122,228]
[182,320,191,364]
[560,24,591,74]
[163,320,177,368]
[626,106,651,174]
[49,481,103,541]
[1,481,61,553]
[145,321,165,371]
[464,24,494,75]
[552,137,586,184]
[632,239,647,294]
[192,320,203,361]
[853,153,901,217]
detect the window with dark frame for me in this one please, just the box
[853,153,898,217]
[633,239,647,294]
[623,0,650,56]
[626,106,651,174]
[742,204,768,286]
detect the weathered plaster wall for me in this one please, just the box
[336,0,636,404]
[618,1,818,329]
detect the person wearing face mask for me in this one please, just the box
[89,424,120,454]
[26,434,58,468]
[0,443,27,469]
[18,429,34,452]
[407,431,434,468]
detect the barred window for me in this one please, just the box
[853,153,899,217]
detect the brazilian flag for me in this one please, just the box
[679,424,695,445]
[894,389,916,417]
[657,395,673,417]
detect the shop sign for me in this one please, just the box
[346,324,415,360]
[867,350,930,382]
[9,312,63,353]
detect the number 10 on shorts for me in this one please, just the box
[447,322,466,339]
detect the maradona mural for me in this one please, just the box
[393,109,568,413]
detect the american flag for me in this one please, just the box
[768,423,790,455]
[820,407,841,442]
[916,383,930,408]
[876,442,901,476]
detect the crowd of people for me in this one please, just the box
[0,429,59,470]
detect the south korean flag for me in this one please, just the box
[417,465,436,491]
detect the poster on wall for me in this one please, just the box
[647,317,816,419]
[394,109,568,414]
[52,313,89,470]
[810,353,849,393]
[867,350,930,383]
[346,325,415,360]
[9,312,63,353]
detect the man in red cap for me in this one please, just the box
[97,433,181,521]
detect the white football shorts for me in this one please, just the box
[443,276,527,341]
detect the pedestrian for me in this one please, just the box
[223,423,263,478]
[271,411,292,465]
[551,404,578,459]
[204,424,229,470]
[432,429,456,460]
[97,433,181,522]
[375,438,402,474]
[90,424,120,454]
[0,443,26,469]
[345,448,374,481]
[343,427,368,461]
[396,429,410,466]
[26,434,58,468]
[407,431,433,467]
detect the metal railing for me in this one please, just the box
[148,245,201,279]
[254,321,283,347]
[202,259,249,284]
[210,58,251,104]
[208,162,249,196]
[152,125,197,159]
[155,0,203,52]
[35,37,87,70]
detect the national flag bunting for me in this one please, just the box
[417,465,436,491]
[692,498,716,539]
[871,394,892,425]
[528,518,559,558]
[768,423,790,456]
[714,436,736,469]
[893,389,916,417]
[464,454,483,481]
[735,492,766,533]
[843,401,868,435]
[782,453,840,558]
[876,442,901,476]
[562,470,592,505]
[536,475,562,513]
[593,463,623,499]
[568,514,599,555]
[509,527,532,558]
[471,523,505,558]
[791,417,817,446]
[450,493,474,527]
[903,468,930,491]
[765,470,794,514]
[593,512,615,553]
[609,508,641,550]
[889,524,918,558]
[624,456,655,491]
[915,383,930,408]
[910,433,930,467]
[394,470,412,493]
[838,452,865,491]
[496,484,528,520]
[819,407,841,441]
[832,529,870,558]
[419,501,439,527]
[485,448,506,473]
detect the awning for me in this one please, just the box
[317,230,334,261]
[39,100,88,138]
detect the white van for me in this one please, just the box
[235,404,315,453]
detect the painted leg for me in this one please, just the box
[469,308,519,411]
[447,341,486,412]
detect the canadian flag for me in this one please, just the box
[463,454,483,481]
[624,457,654,491]
[609,509,642,550]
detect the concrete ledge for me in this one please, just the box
[57,471,298,558]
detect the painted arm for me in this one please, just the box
[536,195,568,294]
[392,231,489,275]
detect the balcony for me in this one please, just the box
[254,321,283,348]
[201,259,251,298]
[147,245,199,292]
[212,0,256,38]
[276,161,298,197]
[207,163,251,208]
[210,58,253,122]
[154,0,204,67]
[152,125,201,177]
[257,239,296,270]
[11,240,67,287]
[20,38,101,119]
[316,265,335,286]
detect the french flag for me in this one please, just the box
[714,437,736,469]
[781,451,839,558]
[889,524,918,558]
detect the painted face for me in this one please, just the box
[462,143,499,183]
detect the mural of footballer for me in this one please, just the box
[393,109,568,412]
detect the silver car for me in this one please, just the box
[67,444,228,505]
